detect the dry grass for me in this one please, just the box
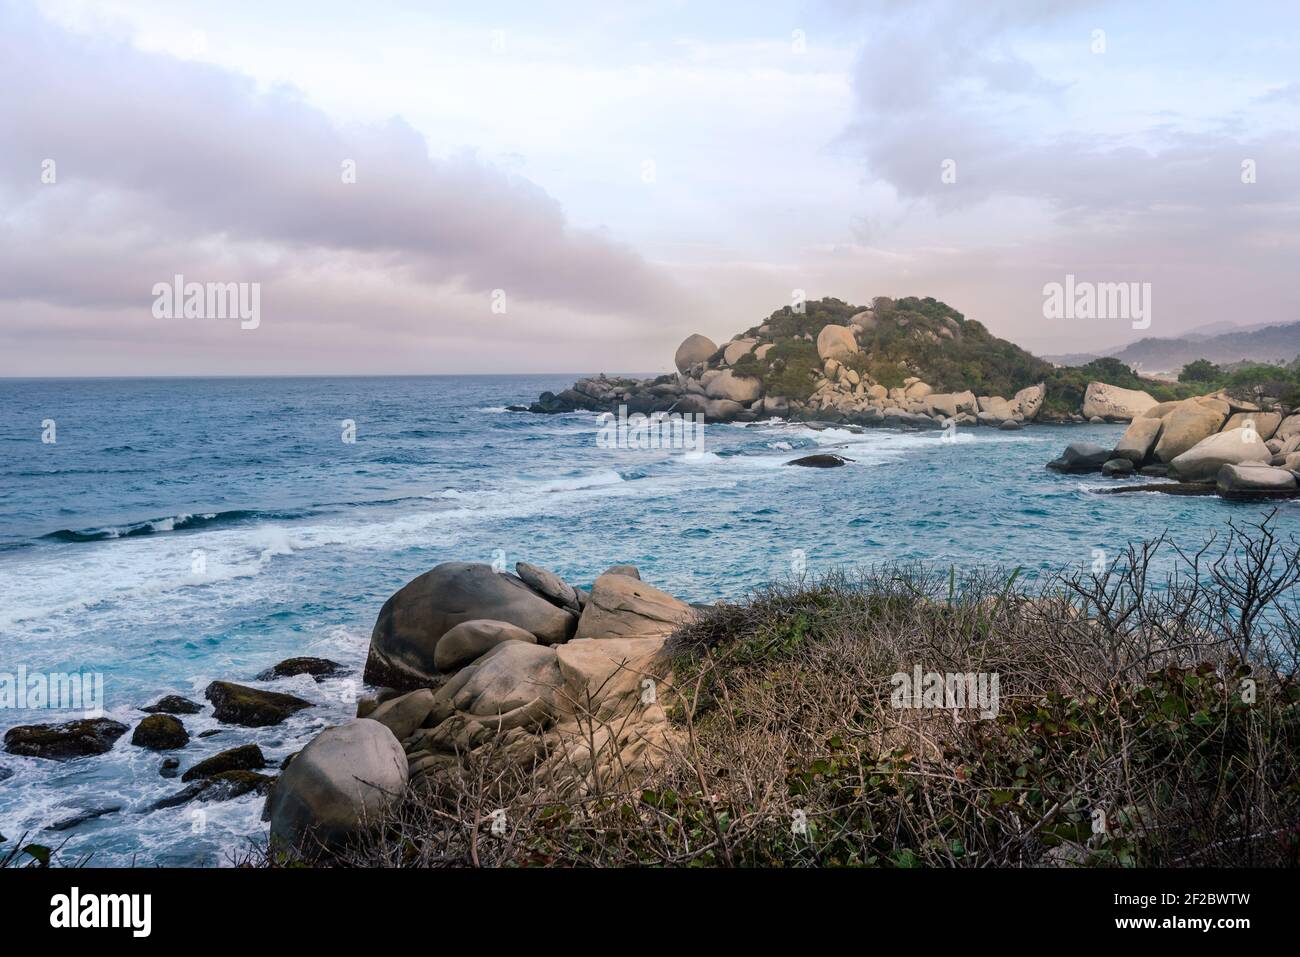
[272,512,1300,868]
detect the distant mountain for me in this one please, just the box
[1042,321,1300,374]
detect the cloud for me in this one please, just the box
[0,2,682,372]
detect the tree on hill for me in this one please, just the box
[1179,358,1221,383]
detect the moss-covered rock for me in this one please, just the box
[205,681,313,727]
[130,714,189,750]
[3,718,128,760]
[151,770,275,810]
[181,743,267,782]
[256,657,345,682]
[140,694,203,715]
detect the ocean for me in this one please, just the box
[0,375,1294,865]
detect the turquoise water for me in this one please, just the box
[0,375,1293,864]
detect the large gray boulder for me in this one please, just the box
[1168,427,1271,482]
[1112,417,1163,465]
[1081,382,1157,420]
[1277,413,1300,443]
[1216,463,1299,498]
[268,719,408,857]
[574,573,694,641]
[368,688,437,740]
[674,334,717,374]
[1153,398,1229,462]
[364,562,577,691]
[434,619,537,672]
[1046,442,1112,473]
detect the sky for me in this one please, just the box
[2,0,1298,376]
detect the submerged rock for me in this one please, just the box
[45,805,123,832]
[181,743,267,782]
[160,757,180,778]
[151,770,275,810]
[130,714,189,750]
[785,453,850,468]
[141,695,202,715]
[205,681,313,727]
[256,657,346,682]
[1101,458,1134,477]
[3,718,128,760]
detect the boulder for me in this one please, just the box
[131,715,189,750]
[1142,399,1182,419]
[141,695,202,715]
[927,391,977,418]
[451,642,562,717]
[1276,414,1300,443]
[3,718,128,760]
[368,689,437,740]
[46,805,123,832]
[1013,383,1046,420]
[574,574,694,642]
[182,744,267,782]
[704,398,744,420]
[1112,417,1163,465]
[268,719,408,856]
[1081,382,1158,420]
[1102,458,1134,477]
[977,395,1014,419]
[998,419,1023,431]
[555,637,668,720]
[849,309,877,331]
[816,324,859,361]
[257,657,345,682]
[704,370,762,403]
[205,681,313,727]
[1046,442,1112,473]
[754,343,774,360]
[723,338,757,365]
[1216,464,1299,498]
[1153,399,1229,462]
[434,619,537,672]
[515,561,580,613]
[1223,411,1281,441]
[785,453,850,467]
[906,381,935,401]
[1168,428,1272,482]
[674,334,717,374]
[364,562,577,691]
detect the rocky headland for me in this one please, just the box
[528,296,1048,430]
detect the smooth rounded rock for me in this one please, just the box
[268,719,408,857]
[434,619,538,672]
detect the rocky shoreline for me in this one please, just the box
[1047,386,1300,500]
[2,560,692,860]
